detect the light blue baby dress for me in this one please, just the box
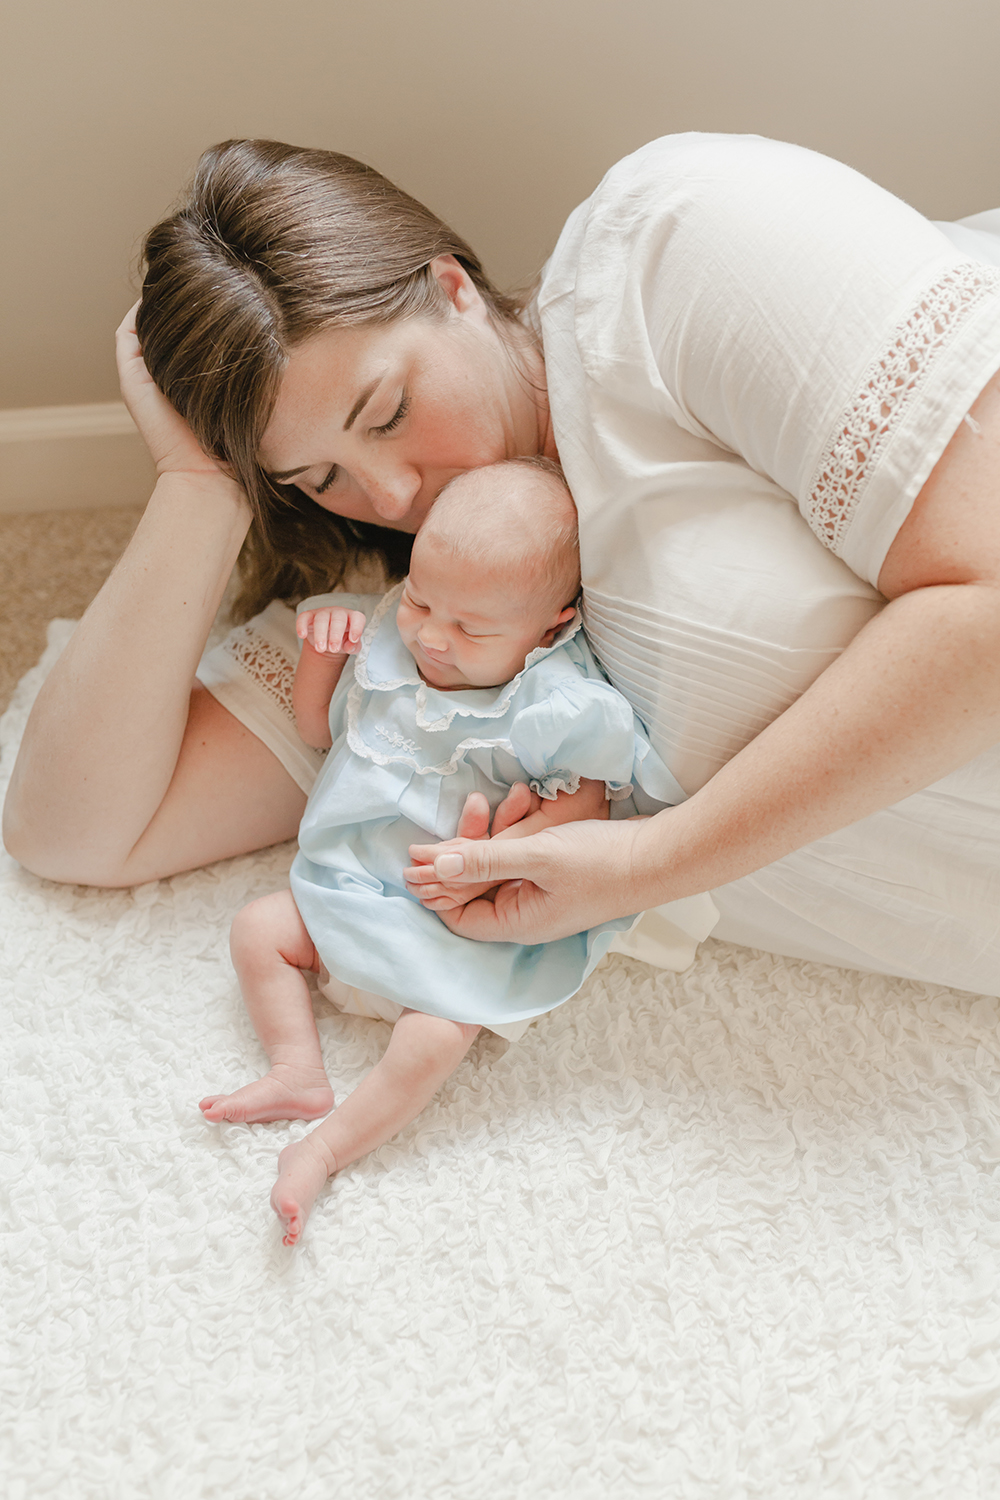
[289,584,686,1040]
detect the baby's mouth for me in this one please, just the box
[413,644,472,691]
[416,641,451,669]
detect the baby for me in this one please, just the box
[200,458,680,1244]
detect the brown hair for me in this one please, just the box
[136,138,529,620]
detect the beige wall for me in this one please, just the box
[3,0,999,410]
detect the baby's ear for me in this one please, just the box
[540,604,577,645]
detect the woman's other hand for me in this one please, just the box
[406,813,651,941]
[116,302,226,477]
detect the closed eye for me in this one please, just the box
[373,393,410,435]
[308,393,410,494]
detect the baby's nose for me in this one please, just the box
[417,625,448,652]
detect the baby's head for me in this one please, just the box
[397,458,580,691]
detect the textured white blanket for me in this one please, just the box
[3,623,1000,1499]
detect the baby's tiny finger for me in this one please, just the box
[419,893,458,911]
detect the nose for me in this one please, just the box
[358,461,422,523]
[417,622,448,654]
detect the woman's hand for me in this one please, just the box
[406,784,541,910]
[405,815,651,943]
[116,302,226,477]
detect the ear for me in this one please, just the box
[429,255,490,323]
[539,604,578,646]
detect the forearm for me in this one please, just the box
[492,779,610,843]
[629,580,1000,906]
[292,647,348,749]
[3,471,250,878]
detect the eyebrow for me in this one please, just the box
[267,379,381,481]
[344,380,379,431]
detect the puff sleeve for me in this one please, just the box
[507,678,686,807]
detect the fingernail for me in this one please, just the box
[436,854,464,878]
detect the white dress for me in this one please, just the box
[537,133,1000,995]
[199,136,1000,995]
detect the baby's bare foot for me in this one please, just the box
[270,1135,336,1246]
[199,1063,334,1124]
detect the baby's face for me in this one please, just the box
[397,547,570,691]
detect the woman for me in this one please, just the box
[5,135,1000,994]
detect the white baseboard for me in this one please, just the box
[0,403,157,514]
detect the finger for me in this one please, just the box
[116,299,141,341]
[455,792,491,842]
[426,836,542,887]
[347,611,366,649]
[491,782,536,836]
[296,612,312,641]
[403,862,441,886]
[315,613,330,654]
[326,612,345,652]
[405,878,446,899]
[436,893,520,939]
[330,611,355,654]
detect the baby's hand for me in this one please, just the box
[404,844,499,911]
[297,607,366,657]
[403,786,538,911]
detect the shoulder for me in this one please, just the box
[539,133,906,310]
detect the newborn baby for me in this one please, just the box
[200,458,681,1244]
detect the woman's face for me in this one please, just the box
[258,258,548,533]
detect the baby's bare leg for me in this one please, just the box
[271,1010,480,1245]
[200,889,335,1124]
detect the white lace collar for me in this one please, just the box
[351,581,584,732]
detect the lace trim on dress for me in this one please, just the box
[221,626,296,721]
[805,262,1000,553]
[351,581,585,730]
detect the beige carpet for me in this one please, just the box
[0,505,145,715]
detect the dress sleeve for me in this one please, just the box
[562,135,1000,587]
[507,679,684,804]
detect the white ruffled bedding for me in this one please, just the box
[3,622,1000,1499]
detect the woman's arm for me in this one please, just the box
[406,371,1000,942]
[2,310,307,887]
